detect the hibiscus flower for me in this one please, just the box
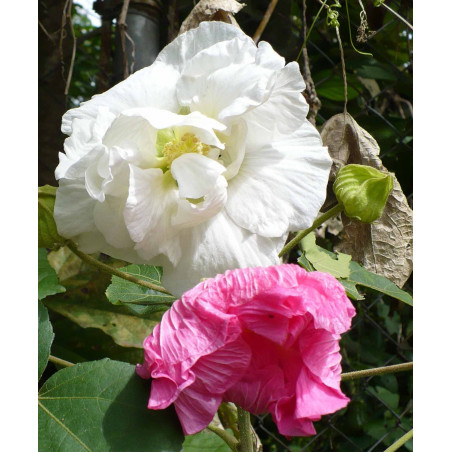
[137,265,355,436]
[54,22,331,295]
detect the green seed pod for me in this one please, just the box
[333,164,393,223]
[38,185,64,248]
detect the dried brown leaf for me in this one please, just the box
[321,113,413,288]
[179,0,245,35]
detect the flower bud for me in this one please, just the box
[333,164,393,223]
[38,186,64,248]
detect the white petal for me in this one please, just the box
[125,165,182,264]
[93,196,134,249]
[255,41,285,70]
[160,211,286,296]
[187,63,277,123]
[61,61,180,135]
[172,176,228,229]
[171,153,226,199]
[243,62,309,150]
[221,120,247,180]
[54,179,97,237]
[156,21,251,72]
[119,108,226,149]
[226,123,332,237]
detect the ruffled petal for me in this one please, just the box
[124,165,181,263]
[174,383,222,435]
[61,62,180,134]
[160,211,285,296]
[294,365,349,419]
[157,21,251,72]
[171,153,226,199]
[54,179,97,237]
[226,124,331,237]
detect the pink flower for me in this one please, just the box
[137,265,356,436]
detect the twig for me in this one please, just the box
[300,0,321,122]
[380,2,413,31]
[38,19,55,42]
[65,240,172,295]
[335,25,347,119]
[253,0,280,43]
[118,0,131,79]
[48,355,75,367]
[64,0,77,95]
[341,362,413,381]
[383,429,413,452]
[279,204,343,257]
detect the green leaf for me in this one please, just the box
[183,429,232,452]
[299,233,351,278]
[106,264,176,311]
[339,279,365,301]
[38,301,54,380]
[38,359,183,452]
[345,261,413,306]
[367,386,399,411]
[297,252,316,272]
[316,76,360,101]
[38,185,64,248]
[45,294,161,349]
[38,248,65,300]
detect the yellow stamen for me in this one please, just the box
[162,132,210,168]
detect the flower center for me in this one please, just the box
[162,132,210,168]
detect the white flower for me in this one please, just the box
[54,22,332,296]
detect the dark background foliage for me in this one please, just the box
[38,1,413,450]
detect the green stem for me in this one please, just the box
[383,429,413,452]
[279,204,343,257]
[207,425,239,451]
[236,406,254,452]
[296,0,328,62]
[345,0,373,57]
[49,355,74,367]
[66,240,171,295]
[341,362,413,381]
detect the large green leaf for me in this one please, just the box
[345,261,413,306]
[106,264,176,313]
[38,248,65,300]
[45,295,161,348]
[38,359,183,452]
[183,429,232,452]
[38,301,54,380]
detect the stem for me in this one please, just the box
[236,406,254,452]
[279,204,343,257]
[383,429,413,452]
[253,0,280,43]
[66,240,171,295]
[296,0,328,62]
[207,425,239,451]
[341,362,413,381]
[381,3,413,31]
[49,355,74,367]
[345,0,373,57]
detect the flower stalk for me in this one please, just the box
[65,240,171,295]
[278,204,343,257]
[207,424,239,451]
[341,362,413,381]
[236,406,254,452]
